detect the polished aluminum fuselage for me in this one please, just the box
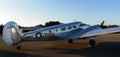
[2,21,91,46]
[23,22,91,41]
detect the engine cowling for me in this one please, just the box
[2,21,22,46]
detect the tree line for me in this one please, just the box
[0,21,119,34]
[35,21,61,27]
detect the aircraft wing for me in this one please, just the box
[80,27,120,38]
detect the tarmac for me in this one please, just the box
[0,34,120,57]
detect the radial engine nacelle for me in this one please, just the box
[2,21,22,46]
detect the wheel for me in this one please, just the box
[16,46,21,50]
[89,39,96,47]
[68,39,73,44]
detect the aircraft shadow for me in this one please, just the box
[44,42,120,57]
[0,49,42,57]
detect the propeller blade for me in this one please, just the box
[100,21,105,27]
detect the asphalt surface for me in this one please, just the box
[0,34,120,57]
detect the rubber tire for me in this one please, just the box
[68,39,73,44]
[89,39,96,47]
[16,46,21,50]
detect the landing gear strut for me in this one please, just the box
[16,45,21,50]
[89,39,96,47]
[68,39,73,44]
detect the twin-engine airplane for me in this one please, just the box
[2,21,120,50]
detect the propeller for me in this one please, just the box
[100,20,105,28]
[2,21,22,46]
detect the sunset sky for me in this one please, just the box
[0,0,120,26]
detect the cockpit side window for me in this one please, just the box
[79,28,83,31]
[79,23,85,26]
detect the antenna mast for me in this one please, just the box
[74,19,76,22]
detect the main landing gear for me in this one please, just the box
[68,39,73,44]
[68,38,96,47]
[89,39,96,47]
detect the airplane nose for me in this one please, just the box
[2,21,22,46]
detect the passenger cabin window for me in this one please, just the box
[73,25,76,28]
[61,27,66,31]
[68,26,72,30]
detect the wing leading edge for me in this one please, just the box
[80,27,120,38]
